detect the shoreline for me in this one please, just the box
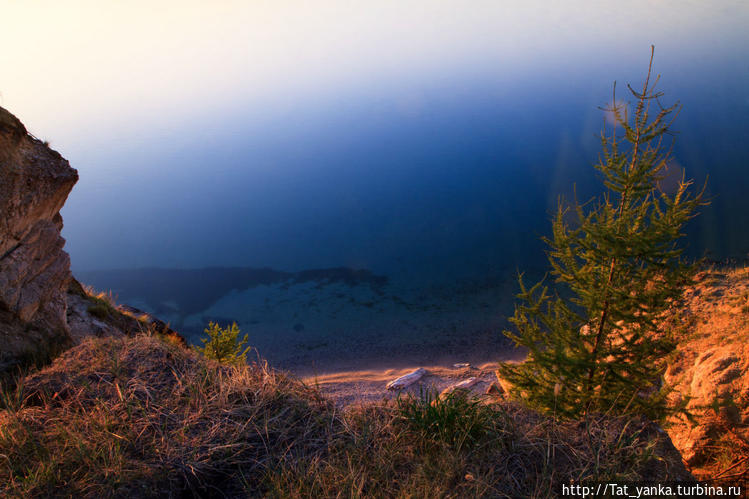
[294,349,527,407]
[303,362,500,407]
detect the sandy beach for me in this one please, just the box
[302,358,525,407]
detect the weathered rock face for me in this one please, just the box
[0,106,78,377]
[663,267,749,477]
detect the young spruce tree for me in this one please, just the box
[198,321,251,366]
[498,47,704,420]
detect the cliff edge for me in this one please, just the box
[0,107,78,377]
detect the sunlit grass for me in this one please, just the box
[0,335,689,497]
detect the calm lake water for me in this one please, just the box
[58,2,749,370]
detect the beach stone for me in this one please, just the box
[485,382,504,396]
[494,368,514,395]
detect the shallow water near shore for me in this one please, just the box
[78,266,536,373]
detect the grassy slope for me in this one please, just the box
[1,334,689,498]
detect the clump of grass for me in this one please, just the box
[395,388,507,451]
[74,282,120,321]
[84,288,117,316]
[86,301,111,319]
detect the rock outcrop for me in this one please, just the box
[663,267,749,477]
[0,107,78,377]
[0,106,187,380]
[66,277,187,348]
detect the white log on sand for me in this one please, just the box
[439,377,479,399]
[386,368,427,390]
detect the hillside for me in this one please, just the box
[0,333,692,497]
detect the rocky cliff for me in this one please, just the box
[0,107,78,377]
[663,267,749,479]
[0,106,185,380]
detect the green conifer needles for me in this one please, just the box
[498,47,705,420]
[198,322,251,366]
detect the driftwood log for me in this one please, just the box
[439,377,479,399]
[386,368,426,390]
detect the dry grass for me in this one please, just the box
[0,335,332,498]
[77,283,139,323]
[266,398,689,498]
[0,335,690,498]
